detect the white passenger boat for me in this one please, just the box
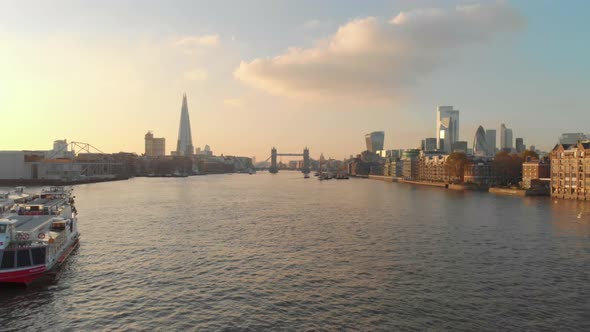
[0,186,80,285]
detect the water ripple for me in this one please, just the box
[1,174,589,331]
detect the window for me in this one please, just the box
[1,250,15,269]
[17,249,31,268]
[31,248,46,265]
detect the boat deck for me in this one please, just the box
[9,215,54,232]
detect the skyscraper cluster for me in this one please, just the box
[425,106,530,157]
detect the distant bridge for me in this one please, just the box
[266,147,310,174]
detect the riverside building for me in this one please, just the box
[463,159,494,186]
[418,153,448,182]
[522,157,550,189]
[402,149,421,180]
[550,142,590,200]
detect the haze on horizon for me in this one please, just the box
[1,0,588,160]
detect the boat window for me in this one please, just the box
[1,250,15,269]
[17,249,32,268]
[0,225,6,233]
[31,248,46,265]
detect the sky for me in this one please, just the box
[1,0,589,161]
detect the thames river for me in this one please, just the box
[1,173,589,331]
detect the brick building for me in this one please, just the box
[522,157,550,189]
[550,142,590,200]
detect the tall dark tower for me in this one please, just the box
[175,93,194,156]
[269,147,278,173]
[302,147,310,174]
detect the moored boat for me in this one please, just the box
[0,187,80,285]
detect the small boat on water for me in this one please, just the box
[0,187,31,216]
[0,194,14,216]
[0,186,80,285]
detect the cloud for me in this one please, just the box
[174,34,220,47]
[301,19,321,30]
[184,68,208,81]
[234,2,524,100]
[223,98,244,107]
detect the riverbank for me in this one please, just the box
[364,176,549,197]
[400,179,447,188]
[488,187,527,196]
[0,177,129,186]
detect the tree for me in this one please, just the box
[444,152,467,183]
[522,150,539,161]
[493,152,523,186]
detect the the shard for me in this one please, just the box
[175,93,194,156]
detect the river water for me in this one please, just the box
[1,173,589,331]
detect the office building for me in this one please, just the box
[144,131,166,157]
[485,129,497,156]
[452,141,468,154]
[558,133,588,145]
[515,138,525,153]
[424,138,437,152]
[500,124,513,150]
[365,131,385,153]
[473,126,488,157]
[436,106,460,153]
[173,93,195,156]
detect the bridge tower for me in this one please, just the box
[302,147,310,174]
[269,147,278,173]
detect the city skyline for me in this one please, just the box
[1,1,589,160]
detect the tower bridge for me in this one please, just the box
[266,147,310,174]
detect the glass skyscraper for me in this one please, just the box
[365,131,385,153]
[436,106,460,153]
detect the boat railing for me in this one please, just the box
[48,233,66,258]
[6,240,48,249]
